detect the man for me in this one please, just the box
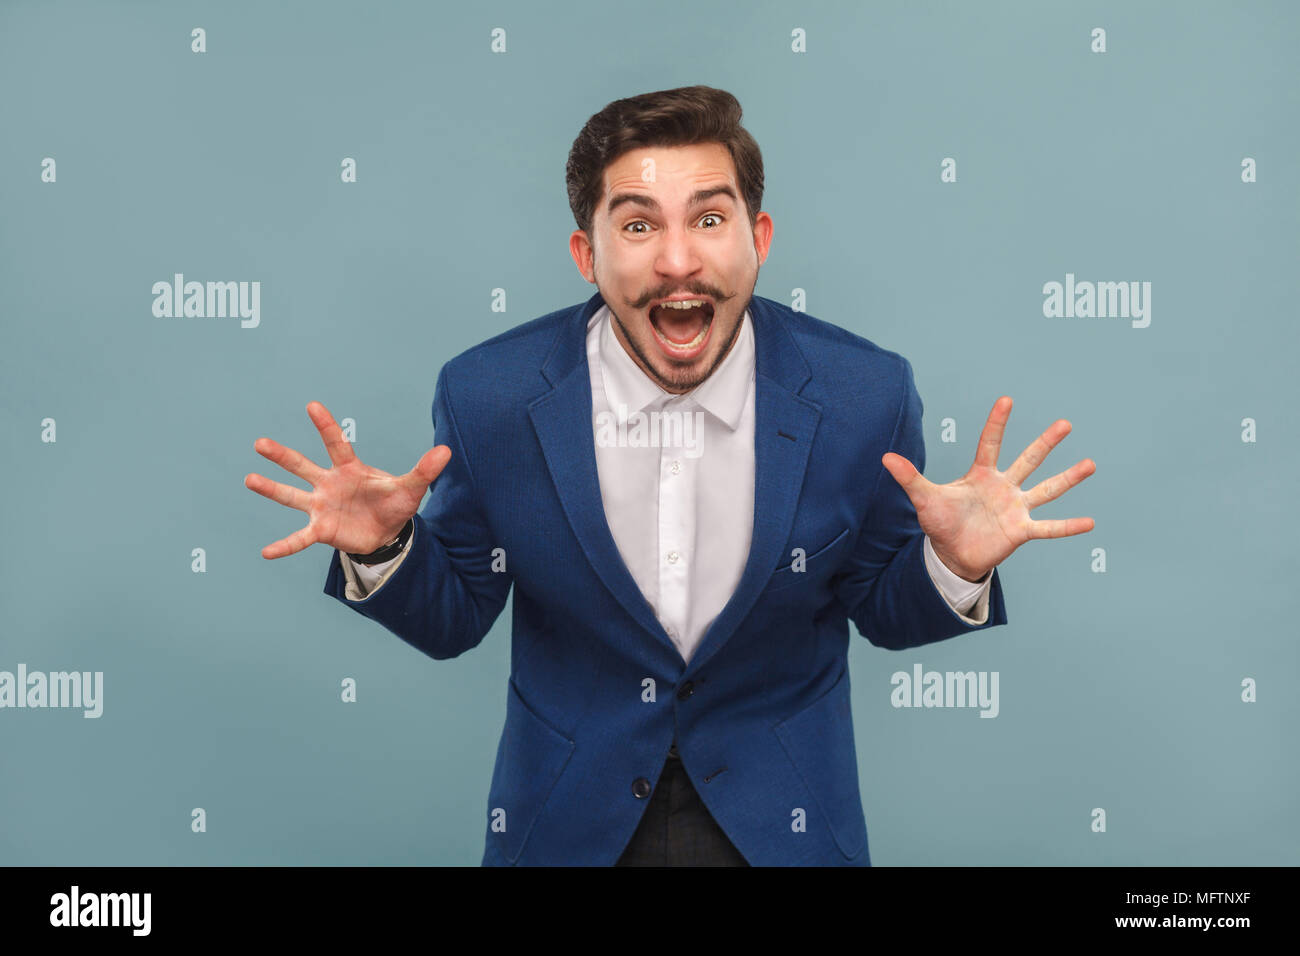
[244,86,1096,866]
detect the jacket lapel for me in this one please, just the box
[684,296,819,675]
[528,293,678,657]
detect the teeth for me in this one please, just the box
[656,299,707,310]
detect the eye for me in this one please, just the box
[699,214,723,229]
[624,221,650,234]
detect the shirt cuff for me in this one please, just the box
[923,534,992,625]
[337,522,416,602]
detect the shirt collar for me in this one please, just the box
[595,304,753,431]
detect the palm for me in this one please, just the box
[882,396,1096,581]
[244,400,450,559]
[303,458,424,555]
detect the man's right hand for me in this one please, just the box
[244,400,451,560]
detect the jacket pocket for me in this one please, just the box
[765,526,851,593]
[488,677,576,864]
[772,668,867,859]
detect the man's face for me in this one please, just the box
[570,142,773,393]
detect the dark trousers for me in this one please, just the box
[615,743,750,866]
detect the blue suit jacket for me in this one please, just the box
[323,290,1008,866]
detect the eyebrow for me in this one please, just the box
[606,184,739,217]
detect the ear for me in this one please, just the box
[569,230,596,283]
[752,212,774,266]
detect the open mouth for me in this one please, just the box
[648,299,715,359]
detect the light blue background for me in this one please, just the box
[1,0,1295,865]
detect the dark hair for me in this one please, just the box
[565,85,764,238]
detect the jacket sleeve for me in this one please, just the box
[322,364,513,660]
[831,355,1007,649]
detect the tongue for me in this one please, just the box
[653,305,709,344]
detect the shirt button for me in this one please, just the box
[670,460,681,474]
[667,551,679,564]
[632,777,652,799]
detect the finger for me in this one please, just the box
[244,472,312,513]
[254,436,326,484]
[973,396,1013,470]
[881,451,932,500]
[1005,419,1072,487]
[1025,515,1095,541]
[307,401,358,468]
[1022,458,1096,510]
[260,524,319,560]
[404,446,451,490]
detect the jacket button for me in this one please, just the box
[632,777,652,799]
[676,681,695,700]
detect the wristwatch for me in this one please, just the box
[347,517,414,565]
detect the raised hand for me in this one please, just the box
[880,396,1096,582]
[244,401,450,560]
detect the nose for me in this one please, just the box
[653,221,705,279]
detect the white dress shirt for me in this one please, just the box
[339,305,993,662]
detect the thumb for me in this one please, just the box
[881,451,926,498]
[407,445,452,489]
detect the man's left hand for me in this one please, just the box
[881,395,1096,583]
